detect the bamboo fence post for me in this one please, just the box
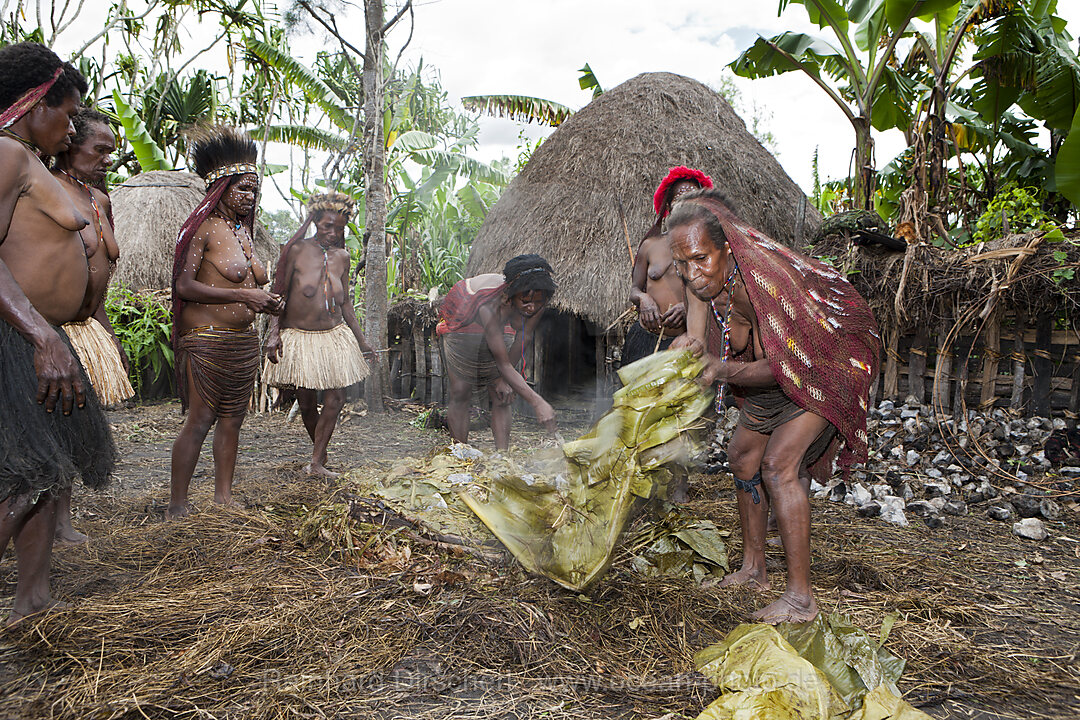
[1031,314,1053,417]
[907,324,929,404]
[952,333,970,419]
[402,322,414,399]
[979,311,1001,411]
[1010,312,1027,412]
[412,320,427,404]
[1068,351,1080,428]
[932,312,953,413]
[883,328,900,400]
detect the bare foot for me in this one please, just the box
[213,497,243,509]
[5,599,72,629]
[752,591,818,625]
[304,462,339,479]
[766,536,784,548]
[719,567,771,591]
[54,526,89,546]
[165,503,191,520]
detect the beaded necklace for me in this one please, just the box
[212,209,253,269]
[708,256,740,413]
[317,240,338,315]
[0,127,40,155]
[59,169,104,254]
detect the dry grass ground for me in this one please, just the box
[0,399,1077,719]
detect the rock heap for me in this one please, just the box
[706,400,1078,541]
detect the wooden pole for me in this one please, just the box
[952,334,969,419]
[979,311,1001,411]
[932,314,953,413]
[1068,352,1080,428]
[1010,312,1027,412]
[907,323,929,405]
[883,328,900,400]
[1031,313,1054,417]
[413,319,427,404]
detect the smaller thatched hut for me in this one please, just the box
[111,170,278,292]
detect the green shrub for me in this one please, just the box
[972,185,1057,245]
[104,286,174,397]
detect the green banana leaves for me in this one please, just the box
[462,349,713,591]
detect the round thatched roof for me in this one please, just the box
[465,71,821,328]
[111,170,278,291]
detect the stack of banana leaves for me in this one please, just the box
[694,614,931,720]
[460,349,712,591]
[363,349,713,591]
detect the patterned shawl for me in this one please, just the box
[436,276,507,335]
[693,197,880,479]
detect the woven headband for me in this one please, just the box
[0,66,64,131]
[204,162,259,185]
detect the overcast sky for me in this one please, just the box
[54,1,1080,203]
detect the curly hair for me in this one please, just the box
[0,42,86,110]
[70,106,111,148]
[503,254,557,298]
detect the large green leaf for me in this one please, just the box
[390,129,439,153]
[461,94,573,127]
[870,67,920,131]
[781,0,851,34]
[884,0,961,31]
[854,1,887,53]
[249,124,347,152]
[111,91,171,171]
[730,32,849,80]
[578,62,603,99]
[1054,103,1080,208]
[243,37,354,131]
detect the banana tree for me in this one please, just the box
[731,0,961,210]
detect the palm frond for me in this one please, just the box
[461,94,574,127]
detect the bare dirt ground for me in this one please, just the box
[1,399,1078,719]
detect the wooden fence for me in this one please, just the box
[875,314,1080,420]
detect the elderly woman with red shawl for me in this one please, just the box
[669,189,879,624]
[439,254,558,449]
[623,167,712,366]
[168,127,282,519]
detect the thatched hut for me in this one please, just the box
[465,71,820,398]
[111,170,278,291]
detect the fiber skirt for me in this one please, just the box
[262,323,370,391]
[0,319,115,499]
[441,331,513,388]
[63,317,134,406]
[739,387,836,468]
[621,321,676,367]
[177,326,260,417]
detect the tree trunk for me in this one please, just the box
[363,0,387,413]
[853,116,875,211]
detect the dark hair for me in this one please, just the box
[70,106,111,148]
[666,188,739,249]
[0,42,87,109]
[503,254,557,297]
[186,125,258,180]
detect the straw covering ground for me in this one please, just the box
[0,402,1078,719]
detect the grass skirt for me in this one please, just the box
[0,320,115,499]
[262,323,370,391]
[621,321,676,367]
[440,331,513,388]
[63,318,134,406]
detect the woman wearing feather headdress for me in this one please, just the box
[168,126,282,520]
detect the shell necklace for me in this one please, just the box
[708,256,740,413]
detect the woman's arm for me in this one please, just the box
[174,226,279,312]
[629,240,661,332]
[340,253,374,356]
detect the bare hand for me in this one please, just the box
[240,289,283,315]
[493,378,514,405]
[660,302,686,328]
[534,398,557,433]
[265,333,283,363]
[671,333,704,356]
[638,296,662,334]
[114,338,131,375]
[34,331,86,415]
[698,354,729,388]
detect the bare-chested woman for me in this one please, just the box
[264,191,374,477]
[0,42,115,625]
[168,126,282,519]
[623,167,713,367]
[50,107,130,545]
[439,254,558,449]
